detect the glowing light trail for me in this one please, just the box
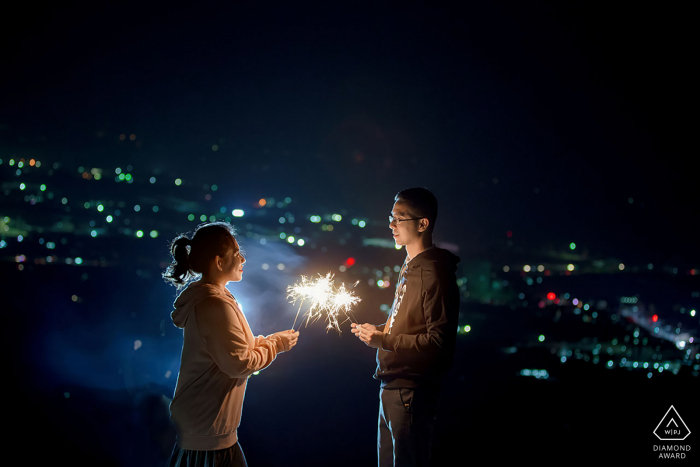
[287,273,361,333]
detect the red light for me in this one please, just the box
[652,314,658,323]
[346,257,355,267]
[547,292,556,301]
[506,231,513,238]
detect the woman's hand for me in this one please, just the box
[272,329,299,352]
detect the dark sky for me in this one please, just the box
[2,1,695,262]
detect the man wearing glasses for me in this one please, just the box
[352,187,461,467]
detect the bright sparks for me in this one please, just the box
[287,273,361,333]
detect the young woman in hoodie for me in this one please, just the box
[163,221,299,467]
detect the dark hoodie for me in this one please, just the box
[374,246,460,389]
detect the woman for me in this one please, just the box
[163,221,299,467]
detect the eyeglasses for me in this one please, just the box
[389,216,423,225]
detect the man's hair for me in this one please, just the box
[394,187,438,234]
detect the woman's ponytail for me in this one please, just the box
[163,235,194,288]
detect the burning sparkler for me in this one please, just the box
[287,273,361,332]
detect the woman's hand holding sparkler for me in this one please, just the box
[271,329,299,352]
[351,323,384,349]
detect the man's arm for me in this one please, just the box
[381,269,459,358]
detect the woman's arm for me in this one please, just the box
[195,297,283,378]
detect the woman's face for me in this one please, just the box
[223,238,246,282]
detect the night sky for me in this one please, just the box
[3,1,695,263]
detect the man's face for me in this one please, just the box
[389,201,422,247]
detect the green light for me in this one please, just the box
[75,257,83,265]
[232,209,244,217]
[188,214,195,221]
[125,174,132,181]
[150,177,156,184]
[297,239,305,246]
[150,230,158,238]
[538,334,545,342]
[136,230,144,238]
[211,184,218,191]
[119,173,125,180]
[200,215,207,221]
[464,325,471,333]
[394,244,402,250]
[279,232,287,239]
[40,184,47,191]
[18,161,24,168]
[90,230,97,237]
[97,205,104,212]
[175,178,182,186]
[19,183,26,190]
[285,197,292,203]
[209,215,216,222]
[9,159,15,166]
[84,202,90,209]
[332,214,342,222]
[106,215,113,223]
[569,242,576,250]
[358,220,366,228]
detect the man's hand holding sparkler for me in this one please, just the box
[351,323,384,348]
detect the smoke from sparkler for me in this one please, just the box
[287,273,361,332]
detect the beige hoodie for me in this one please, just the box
[169,281,288,450]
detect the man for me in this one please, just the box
[352,187,460,467]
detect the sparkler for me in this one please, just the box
[287,273,361,332]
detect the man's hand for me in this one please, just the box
[351,323,383,348]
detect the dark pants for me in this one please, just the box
[378,386,441,467]
[168,441,247,467]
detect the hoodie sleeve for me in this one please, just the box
[195,297,281,378]
[381,266,459,359]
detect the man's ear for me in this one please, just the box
[418,218,430,233]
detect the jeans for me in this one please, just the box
[378,385,441,467]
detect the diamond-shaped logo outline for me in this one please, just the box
[654,405,691,441]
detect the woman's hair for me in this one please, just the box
[162,221,238,289]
